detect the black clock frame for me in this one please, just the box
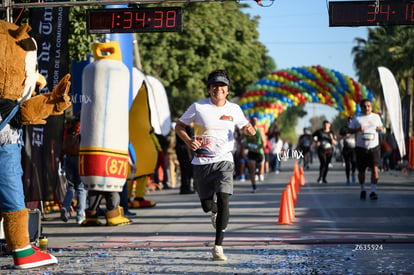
[87,7,183,34]
[329,1,414,27]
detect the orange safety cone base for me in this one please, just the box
[277,191,293,225]
[286,184,296,220]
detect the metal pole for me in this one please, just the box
[133,34,142,70]
[8,0,236,8]
[3,0,13,22]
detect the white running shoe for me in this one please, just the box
[212,245,227,261]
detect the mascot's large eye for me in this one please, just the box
[17,37,37,51]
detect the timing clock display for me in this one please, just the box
[329,1,414,27]
[87,7,183,34]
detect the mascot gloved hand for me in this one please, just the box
[0,20,71,269]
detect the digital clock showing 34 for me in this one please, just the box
[87,7,183,34]
[329,1,414,27]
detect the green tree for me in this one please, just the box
[309,115,327,133]
[352,26,414,133]
[352,27,393,98]
[387,26,414,98]
[14,4,274,120]
[277,105,306,144]
[68,6,98,62]
[137,2,274,118]
[353,26,414,98]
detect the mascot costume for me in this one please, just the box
[79,41,132,226]
[0,20,71,268]
[128,69,169,209]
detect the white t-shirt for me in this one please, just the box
[269,137,283,154]
[349,113,383,149]
[179,98,249,165]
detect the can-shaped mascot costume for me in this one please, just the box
[79,41,130,192]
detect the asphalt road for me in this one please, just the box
[1,159,413,274]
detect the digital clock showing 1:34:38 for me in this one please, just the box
[87,7,183,34]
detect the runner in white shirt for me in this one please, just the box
[175,69,256,261]
[348,98,384,200]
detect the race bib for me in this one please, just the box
[194,135,226,157]
[321,140,332,150]
[363,133,375,141]
[247,142,260,152]
[344,137,356,148]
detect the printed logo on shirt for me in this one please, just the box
[219,115,234,121]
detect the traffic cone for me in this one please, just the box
[293,161,299,173]
[288,176,298,205]
[299,166,306,186]
[277,190,293,225]
[285,184,296,221]
[293,161,299,178]
[291,171,301,194]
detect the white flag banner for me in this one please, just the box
[377,66,406,158]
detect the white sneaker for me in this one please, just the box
[259,174,264,182]
[76,211,85,224]
[212,245,227,261]
[211,212,217,229]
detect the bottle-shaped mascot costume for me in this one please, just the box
[0,20,71,269]
[79,41,132,226]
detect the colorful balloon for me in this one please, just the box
[240,65,375,127]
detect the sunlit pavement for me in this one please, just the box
[1,159,413,274]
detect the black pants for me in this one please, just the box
[201,192,230,246]
[342,147,356,179]
[87,191,120,212]
[317,148,332,181]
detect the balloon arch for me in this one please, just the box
[239,65,379,128]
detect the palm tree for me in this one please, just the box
[352,27,396,98]
[352,26,414,136]
[388,26,414,98]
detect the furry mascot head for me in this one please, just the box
[0,19,71,269]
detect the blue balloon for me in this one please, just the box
[356,105,361,114]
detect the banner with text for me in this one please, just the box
[23,3,70,203]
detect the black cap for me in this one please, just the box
[207,75,230,86]
[207,70,230,86]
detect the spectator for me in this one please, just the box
[175,123,195,194]
[153,134,171,190]
[60,114,87,224]
[269,131,284,174]
[380,129,393,171]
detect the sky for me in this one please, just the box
[242,0,370,133]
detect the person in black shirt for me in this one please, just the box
[297,127,312,170]
[313,120,337,184]
[175,123,195,194]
